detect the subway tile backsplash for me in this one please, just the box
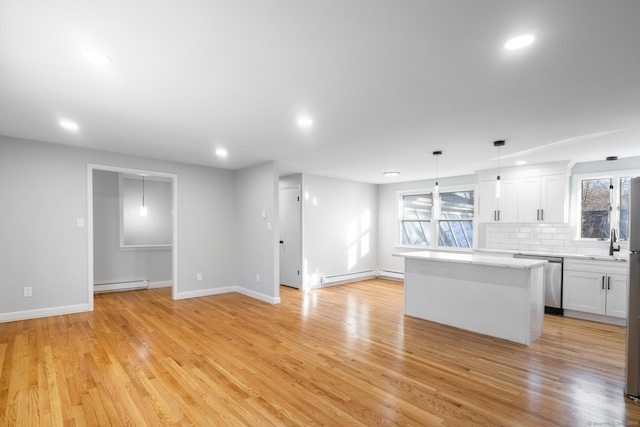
[481,223,621,256]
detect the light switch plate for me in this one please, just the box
[76,218,85,228]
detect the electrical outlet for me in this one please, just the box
[197,273,202,281]
[256,274,260,282]
[24,287,32,297]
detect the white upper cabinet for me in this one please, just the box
[517,177,541,222]
[476,161,571,224]
[540,174,568,223]
[478,179,518,222]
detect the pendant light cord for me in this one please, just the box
[142,175,145,207]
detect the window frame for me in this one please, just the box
[397,184,478,250]
[571,170,639,241]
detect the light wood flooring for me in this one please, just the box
[1,278,640,426]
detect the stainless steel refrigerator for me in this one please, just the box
[626,177,640,398]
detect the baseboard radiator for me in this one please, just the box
[377,270,405,281]
[94,280,149,294]
[321,270,376,286]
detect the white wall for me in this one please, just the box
[93,170,172,285]
[235,161,280,303]
[302,174,377,287]
[377,174,478,273]
[0,136,237,320]
[121,174,173,246]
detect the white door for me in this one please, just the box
[279,187,302,288]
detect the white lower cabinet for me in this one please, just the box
[563,259,628,320]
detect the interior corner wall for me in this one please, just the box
[93,170,172,285]
[377,174,478,274]
[0,136,237,321]
[234,161,280,303]
[302,174,377,287]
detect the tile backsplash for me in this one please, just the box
[481,222,628,256]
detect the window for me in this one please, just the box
[438,191,474,248]
[401,193,432,245]
[580,178,611,239]
[399,188,475,248]
[620,177,631,240]
[579,175,633,240]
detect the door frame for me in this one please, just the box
[87,163,179,309]
[279,185,303,289]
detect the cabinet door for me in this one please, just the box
[518,177,541,222]
[540,174,567,223]
[478,181,498,222]
[605,273,628,318]
[499,178,519,222]
[563,270,606,315]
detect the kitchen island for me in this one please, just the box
[396,251,546,345]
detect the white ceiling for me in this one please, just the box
[1,1,639,184]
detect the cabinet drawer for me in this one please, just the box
[564,258,627,275]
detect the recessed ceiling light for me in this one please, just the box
[82,51,111,64]
[515,160,527,166]
[59,119,79,131]
[215,148,228,158]
[504,34,536,50]
[383,171,400,177]
[297,116,313,128]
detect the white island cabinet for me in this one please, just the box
[396,251,546,345]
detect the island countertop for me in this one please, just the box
[394,251,547,269]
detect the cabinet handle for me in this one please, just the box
[541,209,544,221]
[602,276,605,290]
[537,209,540,221]
[608,276,611,290]
[498,210,500,221]
[494,210,497,221]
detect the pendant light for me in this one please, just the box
[140,175,148,217]
[494,140,505,198]
[433,150,442,194]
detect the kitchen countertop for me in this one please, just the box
[395,251,547,269]
[475,248,629,262]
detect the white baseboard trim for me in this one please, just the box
[94,280,149,293]
[377,269,405,282]
[174,286,236,300]
[563,309,626,326]
[175,286,281,304]
[235,287,281,305]
[321,270,376,286]
[148,280,172,289]
[0,303,91,323]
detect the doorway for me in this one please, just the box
[279,186,302,289]
[87,164,179,310]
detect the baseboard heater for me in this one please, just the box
[94,280,149,294]
[321,270,376,286]
[378,270,405,280]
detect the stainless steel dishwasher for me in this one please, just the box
[513,254,564,315]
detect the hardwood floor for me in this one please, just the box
[1,279,640,426]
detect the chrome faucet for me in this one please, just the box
[610,228,621,256]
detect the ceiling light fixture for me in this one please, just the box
[383,171,400,177]
[515,160,527,166]
[297,116,313,129]
[59,119,79,131]
[140,175,148,217]
[82,51,112,64]
[433,150,442,194]
[215,148,228,158]
[494,140,505,198]
[504,34,536,50]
